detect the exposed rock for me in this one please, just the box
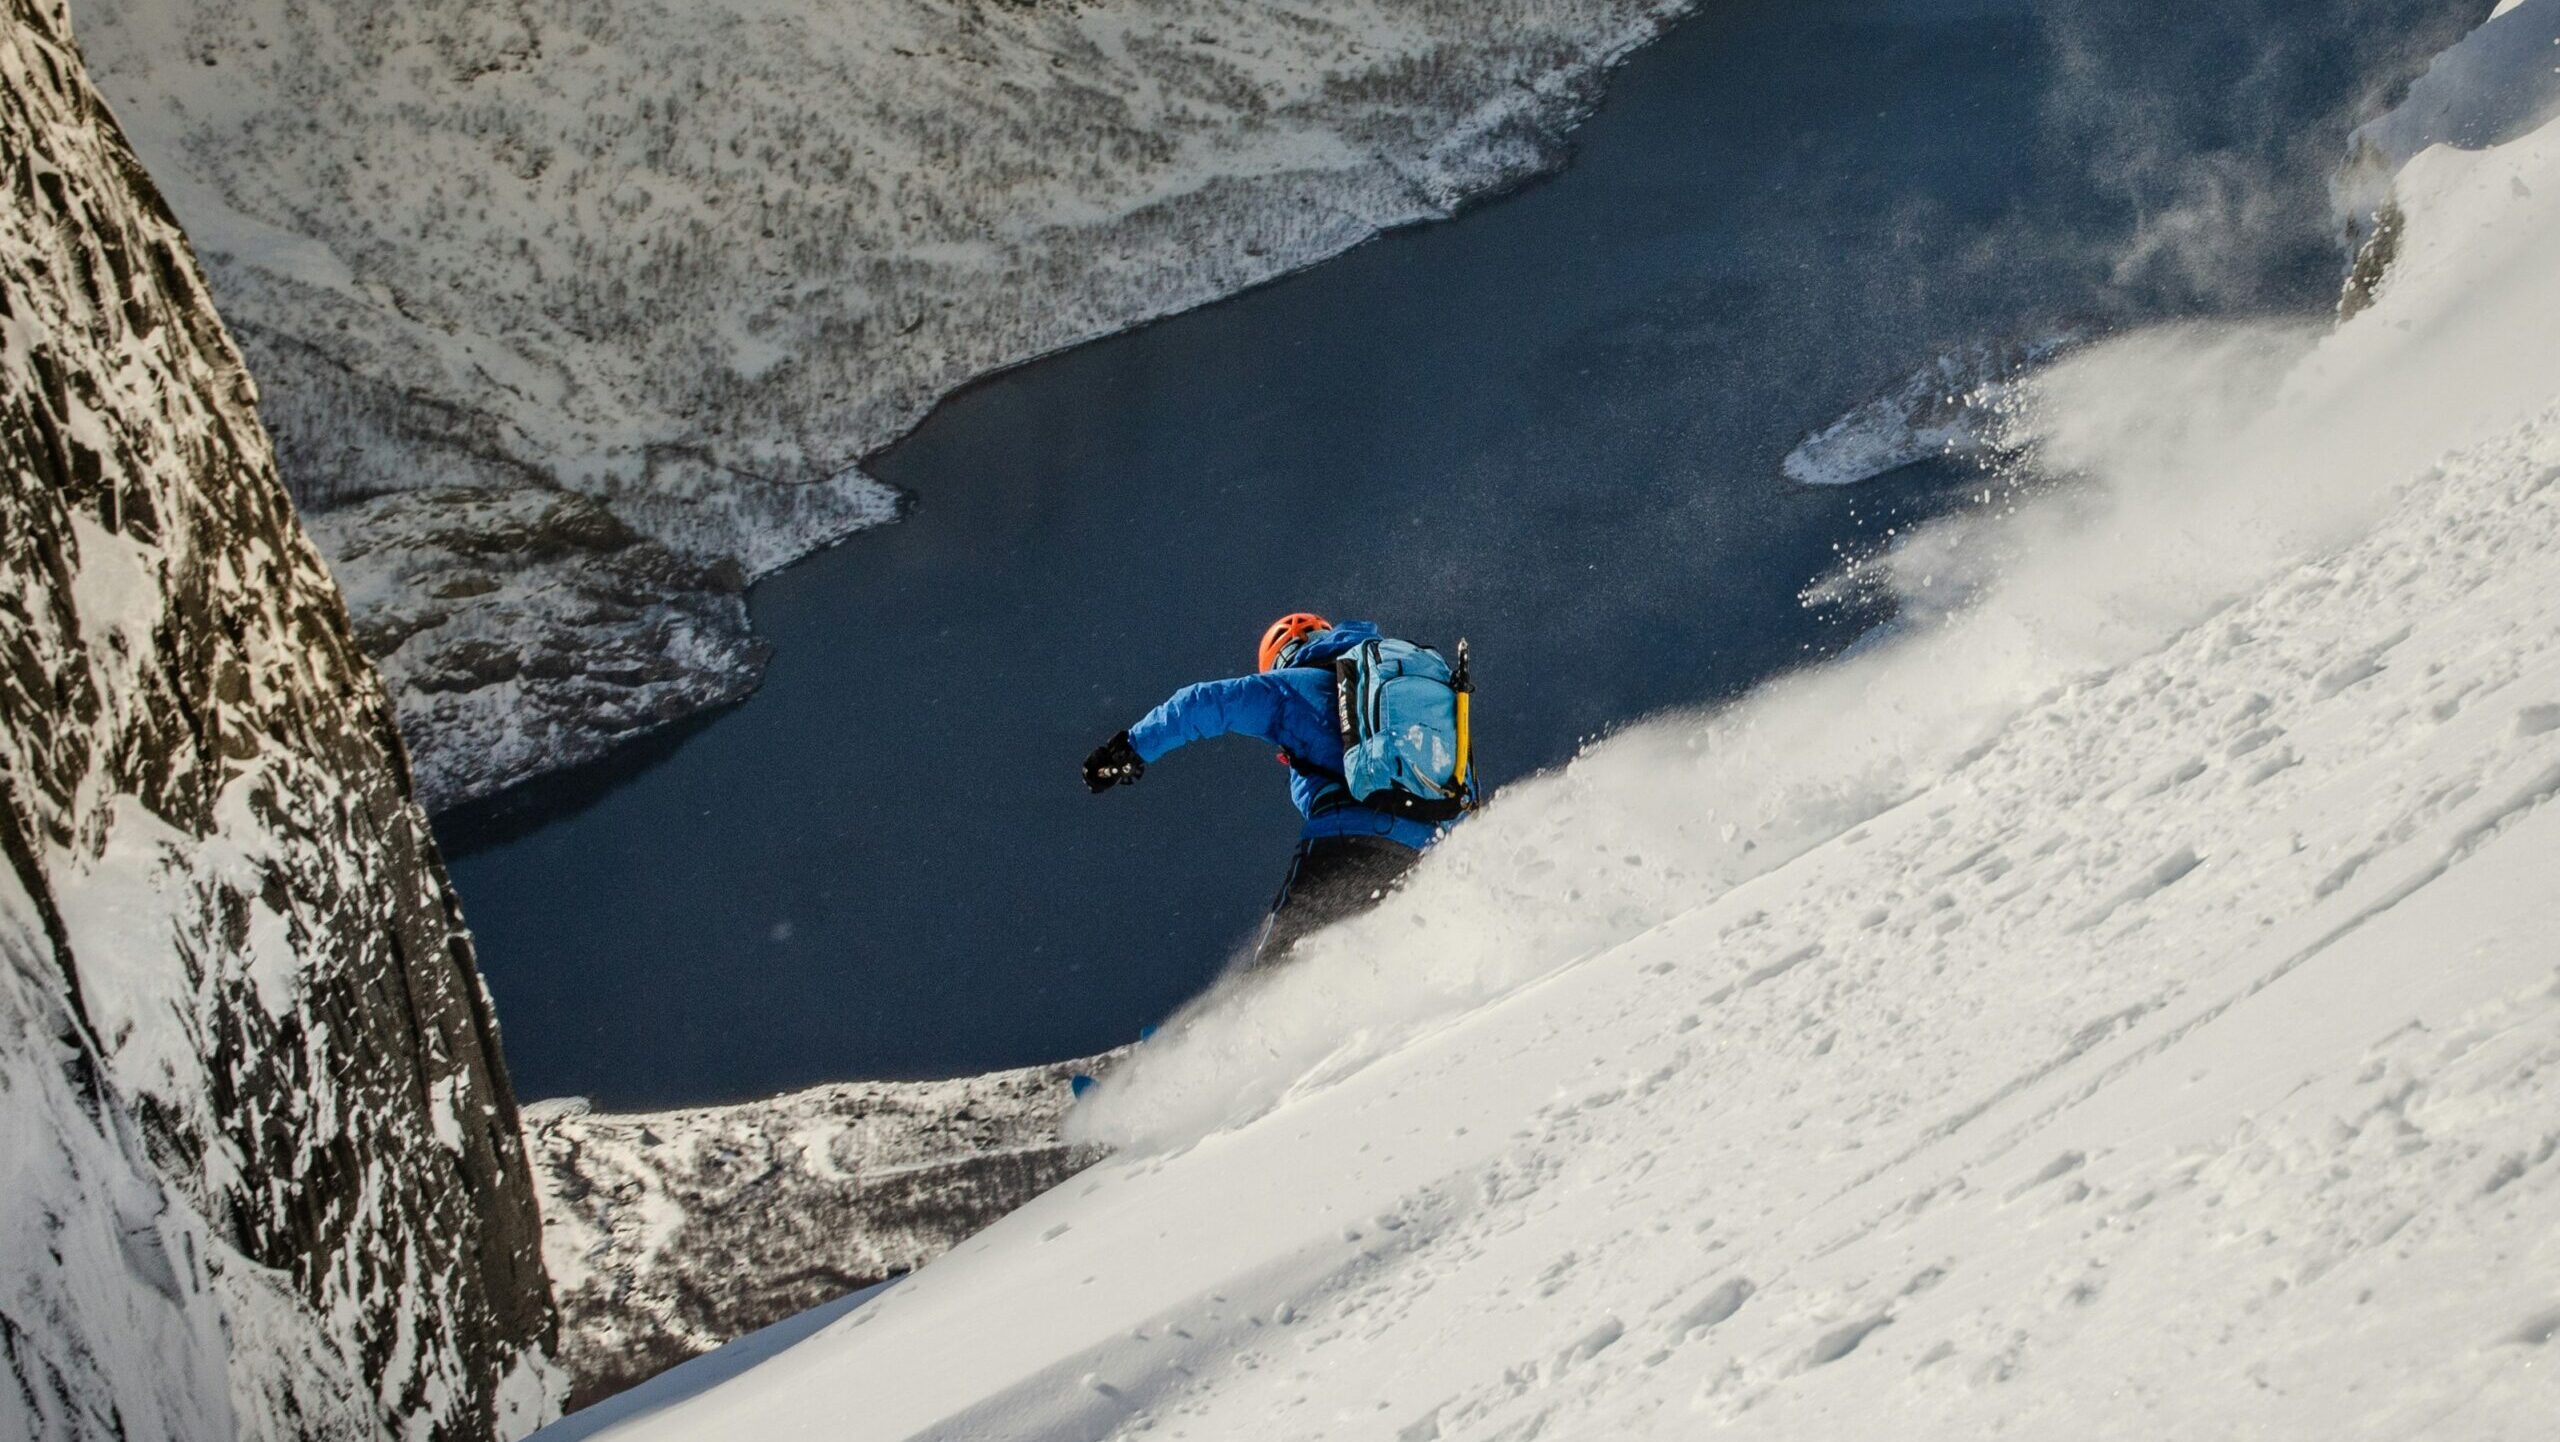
[2336,198,2405,321]
[1,1,560,1435]
[309,485,769,810]
[527,1060,1110,1409]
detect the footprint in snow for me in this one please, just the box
[2511,1305,2560,1347]
[2004,1150,2087,1203]
[1801,1313,1893,1369]
[1551,1315,1625,1378]
[1668,1276,1754,1338]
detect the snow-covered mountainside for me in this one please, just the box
[526,1061,1103,1408]
[551,25,2560,1442]
[2,2,558,1436]
[71,0,1695,809]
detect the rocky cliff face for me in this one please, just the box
[2,1,560,1435]
[528,1060,1105,1409]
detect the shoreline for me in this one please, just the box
[436,5,1693,832]
[84,0,1704,814]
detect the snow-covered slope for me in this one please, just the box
[556,37,2560,1442]
[3,2,558,1435]
[527,1061,1104,1408]
[72,0,1694,808]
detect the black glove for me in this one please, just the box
[1083,732,1144,793]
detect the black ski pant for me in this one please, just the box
[1245,834,1421,973]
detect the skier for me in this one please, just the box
[1083,613,1475,970]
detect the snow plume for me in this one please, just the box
[581,19,2560,1436]
[1076,116,2560,1151]
[1069,329,2307,1149]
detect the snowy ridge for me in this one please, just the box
[2333,0,2559,315]
[2339,0,2560,198]
[526,1059,1106,1408]
[75,0,1696,808]
[565,33,2560,1442]
[3,2,557,1436]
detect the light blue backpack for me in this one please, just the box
[1328,637,1477,822]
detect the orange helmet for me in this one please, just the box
[1257,612,1333,672]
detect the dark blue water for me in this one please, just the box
[441,0,2485,1107]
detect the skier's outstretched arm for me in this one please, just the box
[1081,674,1298,793]
[1128,674,1294,761]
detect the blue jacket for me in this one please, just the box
[1127,623,1455,850]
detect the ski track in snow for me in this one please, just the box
[553,24,2560,1442]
